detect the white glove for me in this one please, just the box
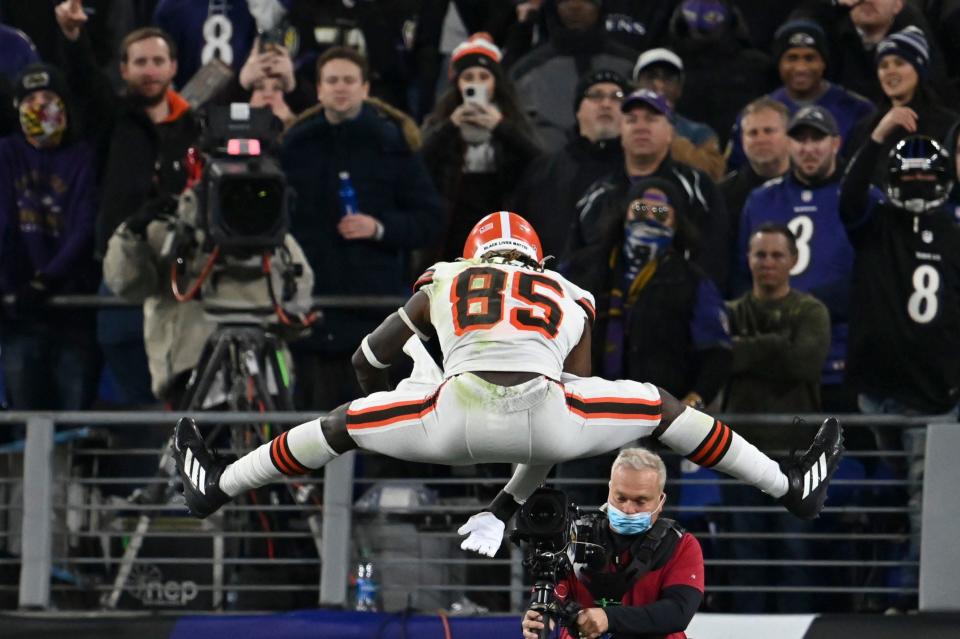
[458,511,505,557]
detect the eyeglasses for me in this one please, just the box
[583,90,624,103]
[630,201,671,222]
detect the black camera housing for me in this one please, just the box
[199,105,289,254]
[511,487,606,563]
[205,156,288,253]
[512,488,576,553]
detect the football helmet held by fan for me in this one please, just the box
[887,135,953,214]
[462,211,544,268]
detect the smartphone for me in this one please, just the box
[461,83,489,107]
[259,27,284,52]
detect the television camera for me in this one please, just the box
[161,103,315,329]
[510,488,605,639]
[104,106,318,609]
[193,103,288,254]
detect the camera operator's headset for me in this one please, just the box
[169,146,318,330]
[580,516,685,604]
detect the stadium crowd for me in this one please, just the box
[2,0,959,615]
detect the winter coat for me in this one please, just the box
[509,6,636,153]
[570,160,731,290]
[510,133,624,261]
[60,33,200,256]
[420,116,540,261]
[846,88,959,188]
[280,99,444,353]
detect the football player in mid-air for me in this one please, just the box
[174,211,844,557]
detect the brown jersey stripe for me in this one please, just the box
[575,297,596,324]
[347,390,441,429]
[413,269,436,291]
[565,394,661,418]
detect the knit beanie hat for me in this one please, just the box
[449,33,502,81]
[573,69,630,113]
[14,62,69,107]
[773,19,828,65]
[876,26,930,78]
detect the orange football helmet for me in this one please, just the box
[462,211,544,265]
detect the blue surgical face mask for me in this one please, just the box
[603,494,664,535]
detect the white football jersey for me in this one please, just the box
[416,260,596,380]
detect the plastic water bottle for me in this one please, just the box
[338,171,359,216]
[353,557,379,611]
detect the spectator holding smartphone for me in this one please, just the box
[239,37,296,127]
[421,33,540,261]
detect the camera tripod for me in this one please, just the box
[523,548,582,639]
[103,324,323,609]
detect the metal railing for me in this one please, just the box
[2,412,957,614]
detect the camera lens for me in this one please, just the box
[465,87,476,97]
[218,177,283,236]
[526,494,563,533]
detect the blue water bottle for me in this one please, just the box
[353,557,379,611]
[338,171,359,216]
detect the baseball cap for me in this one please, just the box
[633,48,684,80]
[620,88,674,121]
[787,105,839,138]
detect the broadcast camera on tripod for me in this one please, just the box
[103,104,320,609]
[510,488,605,639]
[164,102,316,412]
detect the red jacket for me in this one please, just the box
[556,532,704,639]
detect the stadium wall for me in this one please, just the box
[4,610,960,639]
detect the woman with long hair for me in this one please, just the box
[847,26,958,185]
[421,33,541,261]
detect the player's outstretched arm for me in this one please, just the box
[651,387,843,520]
[351,291,433,394]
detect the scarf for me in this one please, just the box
[601,219,675,377]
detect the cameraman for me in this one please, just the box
[522,449,703,639]
[102,182,314,406]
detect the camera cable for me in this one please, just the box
[261,251,318,327]
[171,244,221,301]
